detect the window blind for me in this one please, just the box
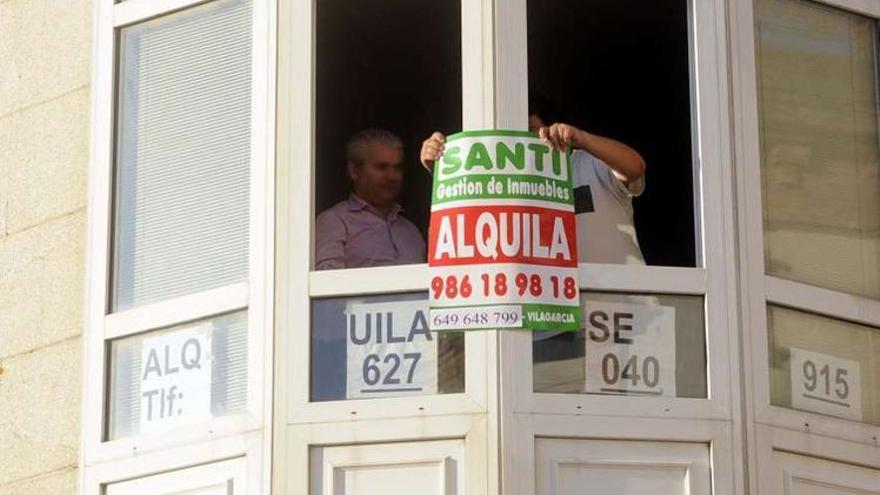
[113,0,253,311]
[756,0,880,299]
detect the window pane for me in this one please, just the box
[533,292,706,398]
[311,292,464,401]
[107,311,248,440]
[527,0,697,267]
[756,0,880,298]
[113,0,252,311]
[768,305,880,425]
[312,0,461,270]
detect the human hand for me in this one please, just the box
[420,131,446,172]
[538,123,582,152]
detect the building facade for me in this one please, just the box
[1,0,879,493]
[0,0,91,492]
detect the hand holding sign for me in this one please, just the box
[538,123,580,152]
[421,131,446,172]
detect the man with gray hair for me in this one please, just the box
[315,129,426,270]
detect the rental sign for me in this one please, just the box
[428,131,581,331]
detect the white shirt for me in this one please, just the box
[571,150,645,265]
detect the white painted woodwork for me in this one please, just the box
[535,439,711,495]
[105,458,246,495]
[765,451,880,495]
[310,440,466,495]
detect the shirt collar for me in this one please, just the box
[348,193,401,219]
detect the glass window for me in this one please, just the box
[768,305,880,424]
[756,0,880,298]
[113,0,252,310]
[311,293,464,401]
[107,311,248,440]
[533,292,707,398]
[527,0,697,267]
[312,0,461,271]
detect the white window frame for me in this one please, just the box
[307,428,476,494]
[534,437,714,495]
[80,0,276,492]
[753,422,880,493]
[274,0,499,492]
[493,0,744,493]
[730,0,880,485]
[95,446,253,495]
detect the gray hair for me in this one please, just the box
[345,128,404,165]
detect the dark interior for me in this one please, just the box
[527,0,696,267]
[315,0,462,235]
[315,0,696,267]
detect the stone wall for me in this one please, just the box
[0,0,91,492]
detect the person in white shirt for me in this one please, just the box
[522,112,654,373]
[420,104,649,375]
[420,110,647,266]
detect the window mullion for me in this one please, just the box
[492,0,527,129]
[309,264,429,297]
[277,0,316,433]
[245,0,274,453]
[814,0,880,17]
[83,0,120,461]
[113,0,213,28]
[103,282,248,339]
[766,276,880,328]
[578,264,707,295]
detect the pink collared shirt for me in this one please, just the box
[315,194,427,270]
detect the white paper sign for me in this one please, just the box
[790,348,862,421]
[346,300,438,398]
[585,301,676,397]
[140,323,213,433]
